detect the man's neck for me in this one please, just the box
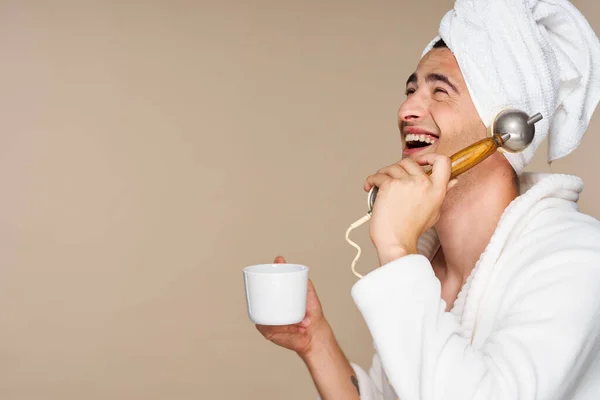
[433,165,519,283]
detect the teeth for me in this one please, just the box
[406,133,437,144]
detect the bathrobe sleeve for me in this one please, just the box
[351,236,600,400]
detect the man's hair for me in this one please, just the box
[433,39,448,49]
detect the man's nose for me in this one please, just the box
[398,93,427,122]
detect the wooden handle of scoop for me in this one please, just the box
[426,134,506,180]
[368,134,508,212]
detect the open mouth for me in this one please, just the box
[405,133,438,150]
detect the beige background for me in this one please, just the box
[0,1,598,399]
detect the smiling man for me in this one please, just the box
[255,1,600,399]
[400,43,484,160]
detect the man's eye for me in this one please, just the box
[434,88,448,95]
[405,88,416,96]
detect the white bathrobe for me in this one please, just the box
[337,173,600,400]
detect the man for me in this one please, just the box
[256,0,600,399]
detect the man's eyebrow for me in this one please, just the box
[405,72,460,94]
[426,73,459,93]
[406,72,418,87]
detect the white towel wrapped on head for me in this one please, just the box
[422,0,600,175]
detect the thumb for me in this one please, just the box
[413,153,452,189]
[274,256,286,263]
[307,279,316,294]
[427,154,452,190]
[447,178,459,190]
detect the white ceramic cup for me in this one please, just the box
[243,263,309,326]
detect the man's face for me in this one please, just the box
[398,48,487,160]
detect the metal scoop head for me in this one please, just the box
[492,108,541,152]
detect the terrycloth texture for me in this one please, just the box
[422,0,600,175]
[334,173,600,400]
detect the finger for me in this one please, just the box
[396,158,427,175]
[274,256,286,263]
[306,279,320,306]
[448,178,459,190]
[364,173,392,192]
[307,279,316,294]
[411,157,433,173]
[377,164,408,179]
[256,323,302,335]
[412,153,439,167]
[413,154,451,189]
[364,166,406,192]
